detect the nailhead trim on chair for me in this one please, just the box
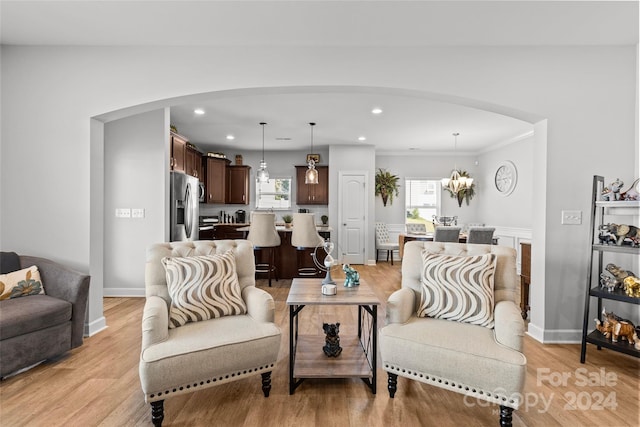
[147,363,276,402]
[384,363,520,409]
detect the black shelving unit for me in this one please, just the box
[580,175,640,363]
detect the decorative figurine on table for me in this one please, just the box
[605,263,636,283]
[322,322,342,357]
[601,178,624,201]
[600,223,640,247]
[594,309,636,344]
[343,264,360,287]
[598,225,617,245]
[599,273,618,292]
[623,276,640,298]
[621,178,640,201]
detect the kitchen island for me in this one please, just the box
[199,223,331,279]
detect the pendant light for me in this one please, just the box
[305,122,319,184]
[441,132,473,194]
[256,122,269,183]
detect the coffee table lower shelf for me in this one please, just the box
[292,335,373,379]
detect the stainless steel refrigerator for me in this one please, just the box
[170,171,199,242]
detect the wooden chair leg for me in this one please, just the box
[387,372,398,398]
[390,250,394,265]
[151,400,164,427]
[261,371,272,397]
[499,405,513,427]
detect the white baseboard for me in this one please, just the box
[84,316,107,337]
[104,288,146,297]
[526,323,581,344]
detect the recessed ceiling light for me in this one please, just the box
[194,108,205,115]
[226,135,235,140]
[358,136,367,141]
[371,108,383,115]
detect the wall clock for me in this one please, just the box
[494,161,518,196]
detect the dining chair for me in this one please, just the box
[467,227,496,245]
[433,226,461,242]
[405,223,427,235]
[375,222,400,265]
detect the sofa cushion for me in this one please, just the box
[417,252,496,328]
[0,295,72,340]
[0,265,45,300]
[162,251,247,329]
[139,314,281,394]
[0,252,21,274]
[380,315,526,397]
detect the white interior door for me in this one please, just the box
[339,172,367,264]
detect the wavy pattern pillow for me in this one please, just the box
[0,265,45,300]
[417,252,496,328]
[162,251,247,328]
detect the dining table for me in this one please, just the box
[398,233,499,258]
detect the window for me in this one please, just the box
[405,179,441,228]
[256,177,292,210]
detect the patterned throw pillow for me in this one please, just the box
[162,251,247,329]
[417,252,496,328]
[0,265,46,301]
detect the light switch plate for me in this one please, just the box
[115,208,131,218]
[561,210,582,225]
[132,208,145,218]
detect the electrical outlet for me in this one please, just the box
[561,210,582,225]
[115,208,131,218]
[132,208,145,218]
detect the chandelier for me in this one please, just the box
[305,122,319,184]
[441,132,473,194]
[256,122,269,183]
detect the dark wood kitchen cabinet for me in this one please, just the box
[170,132,187,173]
[213,224,246,239]
[226,165,251,205]
[205,157,230,204]
[185,143,203,180]
[295,165,329,205]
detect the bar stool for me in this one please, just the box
[291,213,324,277]
[247,212,280,286]
[433,226,462,242]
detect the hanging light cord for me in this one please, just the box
[453,132,459,170]
[309,122,315,163]
[261,122,266,161]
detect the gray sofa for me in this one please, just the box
[0,254,90,378]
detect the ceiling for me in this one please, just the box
[169,89,534,154]
[2,1,636,154]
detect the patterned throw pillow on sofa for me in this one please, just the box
[0,265,46,300]
[162,251,247,328]
[417,252,496,328]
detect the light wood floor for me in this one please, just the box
[1,263,638,426]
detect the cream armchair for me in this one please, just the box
[379,242,526,427]
[139,240,281,427]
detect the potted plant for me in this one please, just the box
[282,214,293,229]
[443,170,476,207]
[321,215,328,225]
[375,168,400,206]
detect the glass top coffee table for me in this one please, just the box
[286,277,380,394]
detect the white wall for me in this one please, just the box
[475,135,534,229]
[1,45,637,342]
[375,153,480,227]
[103,109,167,296]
